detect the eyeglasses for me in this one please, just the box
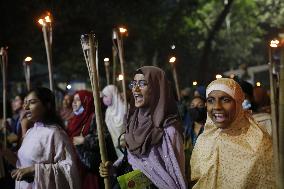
[128,80,148,89]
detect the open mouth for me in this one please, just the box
[213,113,226,123]
[134,94,143,101]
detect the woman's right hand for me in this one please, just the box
[99,161,113,178]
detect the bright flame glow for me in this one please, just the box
[24,57,32,62]
[193,81,198,86]
[171,45,176,49]
[66,84,72,90]
[118,74,124,81]
[104,58,109,62]
[169,56,176,63]
[38,19,45,25]
[270,39,279,48]
[256,82,261,87]
[216,74,222,79]
[45,16,51,23]
[119,27,127,33]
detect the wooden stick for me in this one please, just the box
[268,47,280,188]
[112,46,117,85]
[83,34,110,189]
[116,31,128,112]
[0,47,7,149]
[278,43,284,188]
[42,24,54,91]
[23,62,31,91]
[104,60,110,85]
[171,63,181,101]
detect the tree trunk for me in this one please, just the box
[197,0,234,83]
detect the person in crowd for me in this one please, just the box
[234,78,257,111]
[7,94,33,150]
[184,96,206,187]
[67,90,100,189]
[100,66,186,189]
[102,85,126,158]
[236,78,272,135]
[1,87,80,189]
[253,86,271,113]
[179,87,192,120]
[252,86,273,135]
[67,90,117,189]
[193,86,206,99]
[190,78,275,188]
[60,93,74,128]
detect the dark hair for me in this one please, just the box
[28,87,64,128]
[14,93,27,101]
[191,96,206,104]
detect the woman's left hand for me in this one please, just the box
[11,166,35,181]
[73,135,85,145]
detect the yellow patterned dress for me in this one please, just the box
[190,78,275,189]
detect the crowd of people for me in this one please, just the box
[0,65,275,189]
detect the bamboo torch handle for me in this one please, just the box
[1,49,7,149]
[117,37,128,112]
[88,35,110,189]
[278,44,284,188]
[42,25,54,91]
[172,65,181,101]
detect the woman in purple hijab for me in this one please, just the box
[100,66,186,189]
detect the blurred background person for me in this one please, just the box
[102,85,126,158]
[193,86,206,99]
[67,90,116,189]
[184,96,206,187]
[60,93,74,128]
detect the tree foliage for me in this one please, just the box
[1,0,284,88]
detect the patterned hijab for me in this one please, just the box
[67,90,95,138]
[191,78,275,188]
[125,66,182,156]
[205,78,245,130]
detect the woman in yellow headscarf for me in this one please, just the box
[190,78,275,189]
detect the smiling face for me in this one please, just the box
[72,94,82,112]
[24,92,46,122]
[132,73,150,108]
[206,90,237,129]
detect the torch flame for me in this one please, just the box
[24,57,32,62]
[38,19,45,26]
[270,39,279,48]
[169,56,176,63]
[45,15,51,23]
[119,27,127,33]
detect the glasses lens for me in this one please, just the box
[138,80,147,88]
[128,81,136,89]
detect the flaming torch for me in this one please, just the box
[104,58,110,85]
[23,57,32,91]
[0,47,8,149]
[80,33,110,189]
[38,12,54,91]
[112,27,128,112]
[169,56,181,101]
